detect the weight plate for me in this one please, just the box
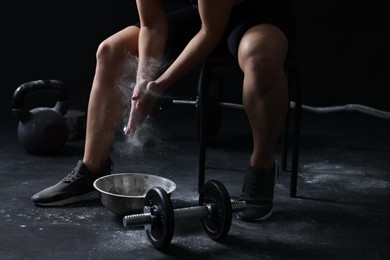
[144,187,174,250]
[199,180,232,240]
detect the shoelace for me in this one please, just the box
[241,176,264,197]
[62,170,83,183]
[62,159,113,184]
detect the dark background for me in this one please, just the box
[1,0,389,118]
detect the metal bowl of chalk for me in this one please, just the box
[93,173,176,216]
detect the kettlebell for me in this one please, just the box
[12,79,70,155]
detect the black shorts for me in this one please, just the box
[136,0,296,60]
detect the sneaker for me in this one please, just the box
[31,159,113,206]
[237,163,278,222]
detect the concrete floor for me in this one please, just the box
[1,105,389,259]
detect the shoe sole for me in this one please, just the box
[237,164,278,222]
[34,191,100,207]
[236,207,273,222]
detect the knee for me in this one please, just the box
[240,48,282,81]
[239,45,288,99]
[96,39,123,66]
[239,48,288,101]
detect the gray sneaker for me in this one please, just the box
[31,159,113,206]
[237,163,278,222]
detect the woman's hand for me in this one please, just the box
[124,81,160,136]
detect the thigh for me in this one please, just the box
[225,0,296,59]
[102,25,140,55]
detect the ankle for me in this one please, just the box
[82,158,111,173]
[249,160,275,172]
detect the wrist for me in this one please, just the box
[154,78,170,92]
[136,78,149,86]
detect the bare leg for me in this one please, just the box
[237,24,289,170]
[236,24,289,221]
[30,26,141,206]
[83,26,140,172]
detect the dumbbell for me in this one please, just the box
[122,179,246,250]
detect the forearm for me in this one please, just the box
[137,25,167,84]
[155,0,234,91]
[155,29,220,90]
[136,0,167,84]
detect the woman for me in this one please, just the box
[31,0,296,222]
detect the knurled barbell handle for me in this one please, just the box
[172,99,245,110]
[172,100,197,106]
